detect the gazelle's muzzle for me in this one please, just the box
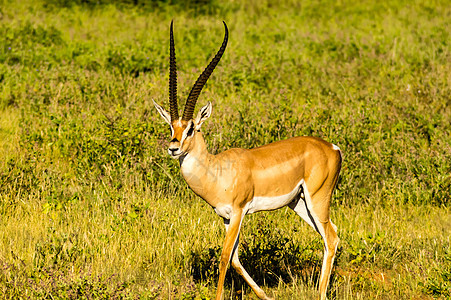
[168,138,182,158]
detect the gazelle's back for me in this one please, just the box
[237,136,337,197]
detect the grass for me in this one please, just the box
[0,0,450,299]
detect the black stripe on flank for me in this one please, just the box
[303,197,322,239]
[295,184,322,238]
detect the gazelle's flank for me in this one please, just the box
[153,21,342,300]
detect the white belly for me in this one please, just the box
[245,178,304,214]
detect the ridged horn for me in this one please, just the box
[169,20,179,121]
[182,21,228,121]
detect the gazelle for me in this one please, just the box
[153,21,342,300]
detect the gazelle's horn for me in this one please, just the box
[182,21,228,121]
[169,20,179,121]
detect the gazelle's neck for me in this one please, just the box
[179,131,234,209]
[179,131,215,187]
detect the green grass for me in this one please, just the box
[0,0,450,299]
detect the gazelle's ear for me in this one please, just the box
[194,102,212,130]
[153,100,172,125]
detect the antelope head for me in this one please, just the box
[153,21,228,159]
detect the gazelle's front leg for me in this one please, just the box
[215,211,243,300]
[231,237,274,300]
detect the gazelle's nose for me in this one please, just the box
[168,147,179,154]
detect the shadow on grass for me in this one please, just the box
[189,223,343,296]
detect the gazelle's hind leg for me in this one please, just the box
[288,182,339,300]
[316,220,339,300]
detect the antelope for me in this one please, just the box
[153,21,342,300]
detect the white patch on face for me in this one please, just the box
[245,179,305,214]
[170,126,174,137]
[180,120,194,145]
[332,144,340,151]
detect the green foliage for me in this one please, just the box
[423,250,451,298]
[0,157,40,201]
[347,232,386,265]
[0,21,65,69]
[105,46,157,76]
[238,222,322,287]
[189,221,323,293]
[42,0,223,16]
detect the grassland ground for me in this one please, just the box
[0,0,450,299]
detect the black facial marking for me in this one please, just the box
[171,138,179,143]
[187,123,195,137]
